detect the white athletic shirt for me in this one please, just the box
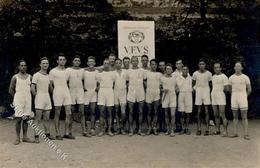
[96,71,116,89]
[84,70,98,90]
[229,74,250,93]
[126,68,146,88]
[192,70,212,88]
[15,74,31,95]
[145,71,162,90]
[212,74,229,92]
[66,67,84,90]
[32,72,49,94]
[114,69,127,90]
[172,69,182,79]
[160,76,176,92]
[49,68,69,91]
[176,75,193,92]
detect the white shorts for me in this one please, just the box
[70,88,84,105]
[231,92,248,110]
[114,89,127,105]
[162,91,176,108]
[145,89,160,103]
[127,87,145,103]
[178,92,192,113]
[53,89,72,106]
[211,91,226,106]
[195,87,211,105]
[13,93,32,117]
[35,93,52,110]
[98,88,114,107]
[84,89,97,105]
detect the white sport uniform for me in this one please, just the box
[211,74,229,106]
[114,69,127,105]
[49,68,72,106]
[176,75,193,113]
[66,67,84,105]
[229,74,250,110]
[83,70,98,105]
[32,72,52,110]
[13,74,32,117]
[145,71,162,103]
[126,69,146,103]
[172,69,182,80]
[192,70,212,105]
[96,71,116,107]
[160,76,177,108]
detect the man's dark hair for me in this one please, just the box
[141,55,148,59]
[166,63,173,67]
[88,56,95,61]
[56,53,66,60]
[40,57,49,64]
[123,56,130,61]
[150,59,157,64]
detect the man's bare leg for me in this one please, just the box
[146,103,152,135]
[107,106,114,136]
[22,118,34,143]
[54,106,62,140]
[241,110,250,140]
[197,106,202,135]
[204,105,210,136]
[120,103,127,134]
[90,102,96,135]
[152,101,159,135]
[232,110,239,138]
[185,113,191,135]
[219,105,228,137]
[164,108,170,135]
[212,105,220,134]
[98,105,105,137]
[64,105,75,139]
[115,104,121,134]
[14,118,22,145]
[137,101,145,136]
[170,107,176,137]
[43,110,54,139]
[128,102,134,136]
[34,109,43,143]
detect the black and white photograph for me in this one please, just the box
[0,0,260,167]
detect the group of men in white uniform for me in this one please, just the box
[8,53,252,145]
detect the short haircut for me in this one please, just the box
[176,59,182,63]
[198,58,206,64]
[123,56,130,61]
[131,56,139,61]
[18,59,26,66]
[166,63,173,67]
[103,58,110,63]
[88,56,95,61]
[235,61,243,67]
[150,59,157,64]
[73,54,81,60]
[56,53,66,60]
[40,57,49,63]
[109,53,116,58]
[214,62,221,67]
[159,61,166,64]
[141,55,148,59]
[183,65,189,69]
[115,58,122,62]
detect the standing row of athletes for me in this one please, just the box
[9,53,252,145]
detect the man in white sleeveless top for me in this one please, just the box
[31,57,54,143]
[49,53,74,140]
[9,60,34,145]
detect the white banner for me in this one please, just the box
[118,20,155,60]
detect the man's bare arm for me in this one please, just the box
[31,84,37,96]
[8,76,16,98]
[246,84,252,96]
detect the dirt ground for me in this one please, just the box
[0,118,259,168]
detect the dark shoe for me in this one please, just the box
[22,137,35,143]
[83,132,91,137]
[204,131,209,136]
[35,136,40,143]
[45,134,55,140]
[56,135,63,140]
[185,129,191,135]
[13,139,21,145]
[196,130,201,136]
[63,134,75,140]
